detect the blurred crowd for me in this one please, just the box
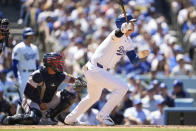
[0,0,196,125]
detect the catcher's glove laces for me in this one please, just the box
[74,75,87,91]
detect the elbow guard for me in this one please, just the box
[115,29,124,38]
[126,50,141,65]
[12,59,19,79]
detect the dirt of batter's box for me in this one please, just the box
[1,125,196,129]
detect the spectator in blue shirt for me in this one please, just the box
[159,83,174,107]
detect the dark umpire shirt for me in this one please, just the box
[24,66,71,104]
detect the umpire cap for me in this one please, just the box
[22,27,34,39]
[115,13,136,29]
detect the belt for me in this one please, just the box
[88,60,110,71]
[97,62,110,71]
[22,69,35,72]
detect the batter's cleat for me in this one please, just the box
[64,119,85,125]
[64,118,74,125]
[64,119,78,125]
[96,115,115,126]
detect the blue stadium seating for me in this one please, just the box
[175,98,194,107]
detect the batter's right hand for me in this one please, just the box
[121,22,132,34]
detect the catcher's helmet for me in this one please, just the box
[43,52,65,73]
[22,27,34,39]
[115,14,136,29]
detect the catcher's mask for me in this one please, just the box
[43,52,65,73]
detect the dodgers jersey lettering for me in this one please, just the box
[12,42,39,71]
[91,30,132,69]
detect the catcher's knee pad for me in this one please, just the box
[60,89,76,105]
[48,90,76,119]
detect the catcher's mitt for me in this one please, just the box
[74,75,87,91]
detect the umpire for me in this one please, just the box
[1,52,85,125]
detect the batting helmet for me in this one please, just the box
[22,27,34,39]
[115,14,136,29]
[43,52,65,73]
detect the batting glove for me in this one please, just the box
[121,22,132,34]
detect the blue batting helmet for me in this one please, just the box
[115,14,136,29]
[22,27,34,39]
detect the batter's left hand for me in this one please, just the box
[138,50,149,59]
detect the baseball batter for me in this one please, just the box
[12,27,39,99]
[64,14,149,125]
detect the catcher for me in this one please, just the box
[2,52,86,125]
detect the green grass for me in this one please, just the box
[0,128,195,131]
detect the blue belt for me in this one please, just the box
[89,60,110,71]
[96,62,110,71]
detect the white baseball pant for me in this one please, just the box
[19,71,32,98]
[64,62,128,123]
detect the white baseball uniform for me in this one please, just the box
[12,41,39,98]
[65,30,133,123]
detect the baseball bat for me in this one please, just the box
[119,0,136,23]
[14,83,22,102]
[119,0,129,23]
[14,83,25,113]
